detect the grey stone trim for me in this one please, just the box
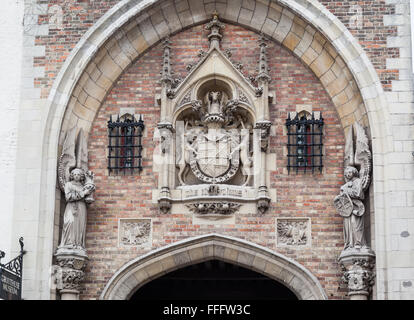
[99,233,328,300]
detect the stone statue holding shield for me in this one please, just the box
[334,123,371,251]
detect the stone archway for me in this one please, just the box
[100,234,327,300]
[34,0,392,299]
[130,259,299,300]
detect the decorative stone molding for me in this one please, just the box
[256,34,271,84]
[186,202,241,215]
[54,252,88,299]
[119,219,151,247]
[339,250,375,300]
[100,234,327,300]
[276,218,311,247]
[153,14,273,215]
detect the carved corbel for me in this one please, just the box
[339,251,376,300]
[158,186,172,214]
[54,253,88,300]
[256,186,271,214]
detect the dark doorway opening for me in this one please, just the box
[130,259,298,300]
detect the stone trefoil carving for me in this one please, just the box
[334,122,376,299]
[155,13,273,215]
[55,127,95,299]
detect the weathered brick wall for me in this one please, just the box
[31,0,398,99]
[83,24,347,300]
[319,0,398,91]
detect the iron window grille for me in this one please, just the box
[286,111,324,174]
[108,114,145,174]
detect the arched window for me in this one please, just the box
[107,113,145,174]
[286,111,324,174]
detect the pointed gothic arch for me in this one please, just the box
[33,0,392,298]
[100,234,327,300]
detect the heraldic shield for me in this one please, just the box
[190,129,240,184]
[334,193,353,217]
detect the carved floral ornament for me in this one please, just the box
[154,14,273,216]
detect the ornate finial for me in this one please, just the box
[256,34,271,83]
[205,12,225,48]
[161,36,173,86]
[19,237,24,253]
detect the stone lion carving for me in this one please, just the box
[57,127,95,252]
[334,123,371,251]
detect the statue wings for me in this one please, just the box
[354,123,372,191]
[344,125,354,168]
[344,123,372,192]
[58,127,89,192]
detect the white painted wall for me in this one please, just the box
[0,0,24,260]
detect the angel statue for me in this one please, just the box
[57,127,95,254]
[334,123,371,251]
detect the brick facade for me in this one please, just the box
[4,0,410,300]
[84,24,346,300]
[32,0,398,99]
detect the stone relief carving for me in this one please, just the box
[180,90,192,106]
[186,202,241,215]
[181,93,250,185]
[238,88,250,104]
[119,219,151,246]
[156,13,272,215]
[277,219,310,246]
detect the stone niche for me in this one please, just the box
[153,15,276,218]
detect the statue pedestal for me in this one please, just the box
[339,248,375,300]
[54,248,88,300]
